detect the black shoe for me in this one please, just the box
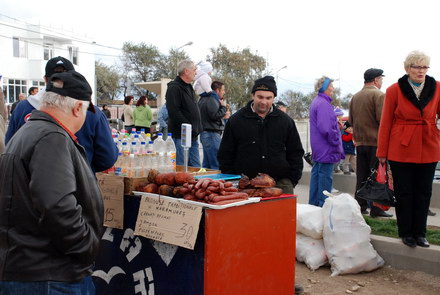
[361,209,369,215]
[402,237,416,248]
[416,237,430,248]
[428,209,436,216]
[295,284,304,295]
[370,210,393,218]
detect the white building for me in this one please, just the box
[0,16,96,106]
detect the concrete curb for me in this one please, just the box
[371,235,440,276]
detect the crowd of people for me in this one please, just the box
[0,50,439,294]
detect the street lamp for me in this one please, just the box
[276,65,287,85]
[175,41,193,75]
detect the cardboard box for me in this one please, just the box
[123,176,149,195]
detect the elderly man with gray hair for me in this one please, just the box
[166,60,202,167]
[0,70,104,294]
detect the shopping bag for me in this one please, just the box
[356,161,397,207]
[373,163,391,211]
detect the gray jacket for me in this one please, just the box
[198,92,227,132]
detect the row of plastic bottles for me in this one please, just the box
[110,128,176,177]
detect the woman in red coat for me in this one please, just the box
[377,50,440,248]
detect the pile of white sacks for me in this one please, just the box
[296,192,385,276]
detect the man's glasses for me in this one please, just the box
[410,65,430,71]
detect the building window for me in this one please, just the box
[3,78,27,104]
[68,46,79,65]
[43,43,54,60]
[32,81,45,88]
[12,37,28,58]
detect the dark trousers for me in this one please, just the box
[135,126,150,133]
[355,146,381,212]
[388,161,437,238]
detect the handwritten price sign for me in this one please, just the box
[97,173,124,229]
[134,193,202,250]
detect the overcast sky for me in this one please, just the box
[1,0,440,97]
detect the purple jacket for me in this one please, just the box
[309,93,344,163]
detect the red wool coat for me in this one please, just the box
[377,78,440,163]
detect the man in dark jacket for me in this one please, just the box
[0,70,104,293]
[5,56,117,172]
[166,60,202,167]
[218,76,304,295]
[218,76,304,192]
[198,81,227,169]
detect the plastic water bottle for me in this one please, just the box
[146,133,152,144]
[121,142,130,155]
[165,133,176,172]
[114,152,123,176]
[140,129,148,141]
[139,141,147,176]
[127,154,135,177]
[120,151,129,177]
[153,133,166,172]
[130,142,139,155]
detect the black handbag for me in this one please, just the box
[356,162,397,207]
[304,152,314,166]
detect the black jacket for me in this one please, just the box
[218,101,304,185]
[0,111,104,282]
[165,76,202,139]
[198,92,227,132]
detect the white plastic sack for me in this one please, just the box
[322,192,384,276]
[297,204,324,239]
[296,233,328,271]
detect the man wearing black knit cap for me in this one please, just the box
[219,75,304,184]
[218,77,305,294]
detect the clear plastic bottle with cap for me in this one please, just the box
[139,129,148,141]
[165,133,176,172]
[114,152,123,176]
[121,142,130,155]
[154,133,167,172]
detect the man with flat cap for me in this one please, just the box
[218,75,304,294]
[0,70,104,293]
[275,100,288,113]
[349,68,392,218]
[5,56,117,173]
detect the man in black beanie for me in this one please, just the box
[219,75,304,188]
[218,75,305,294]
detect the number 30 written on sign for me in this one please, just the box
[176,223,193,240]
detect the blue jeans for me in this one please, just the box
[309,162,334,207]
[173,137,201,168]
[0,276,95,295]
[200,131,221,170]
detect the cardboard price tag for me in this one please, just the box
[134,194,203,250]
[97,174,124,229]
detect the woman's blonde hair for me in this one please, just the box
[314,76,334,93]
[404,50,430,70]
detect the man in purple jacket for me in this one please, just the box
[309,76,345,207]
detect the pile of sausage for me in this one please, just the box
[180,178,249,205]
[135,170,249,205]
[238,173,284,198]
